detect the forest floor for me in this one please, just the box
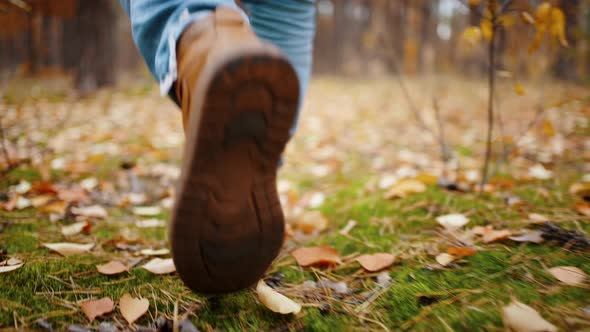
[0,75,589,331]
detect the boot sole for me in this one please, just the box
[170,50,299,294]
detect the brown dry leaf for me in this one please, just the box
[356,253,396,272]
[119,294,149,324]
[80,297,114,322]
[142,258,176,274]
[96,261,128,275]
[294,211,329,234]
[435,253,455,267]
[473,225,513,243]
[256,280,301,314]
[384,179,426,199]
[43,242,94,256]
[57,186,89,203]
[502,299,557,332]
[528,213,550,224]
[570,182,590,196]
[292,246,341,267]
[38,200,68,215]
[548,266,587,286]
[575,201,590,217]
[61,221,88,236]
[447,247,476,257]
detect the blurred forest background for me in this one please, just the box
[0,0,589,93]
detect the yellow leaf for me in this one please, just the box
[498,14,515,28]
[550,8,568,47]
[461,26,482,46]
[542,120,555,137]
[535,2,553,25]
[514,83,526,96]
[481,19,494,42]
[468,0,481,6]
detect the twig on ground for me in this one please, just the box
[0,119,14,170]
[432,97,452,163]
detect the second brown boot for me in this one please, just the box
[169,7,300,294]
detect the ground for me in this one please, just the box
[0,76,589,331]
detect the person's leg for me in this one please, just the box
[119,0,241,96]
[241,0,316,133]
[119,1,303,294]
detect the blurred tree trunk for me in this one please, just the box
[28,3,43,74]
[553,0,580,80]
[76,0,116,92]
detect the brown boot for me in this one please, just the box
[170,7,299,294]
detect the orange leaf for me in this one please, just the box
[473,225,513,243]
[575,201,590,217]
[447,247,476,257]
[292,247,341,267]
[80,297,114,322]
[356,253,396,272]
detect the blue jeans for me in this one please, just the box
[120,0,315,108]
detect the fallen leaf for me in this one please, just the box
[256,280,301,314]
[528,213,550,224]
[30,195,53,208]
[294,211,329,234]
[57,186,89,203]
[0,263,24,273]
[72,205,107,218]
[119,294,149,324]
[135,219,165,228]
[80,297,114,322]
[447,247,476,257]
[43,242,94,256]
[13,180,31,194]
[139,248,170,256]
[96,261,128,275]
[575,201,590,217]
[569,182,590,196]
[509,231,545,244]
[132,206,161,216]
[384,179,426,199]
[436,214,470,230]
[142,258,175,274]
[16,196,31,210]
[435,253,455,267]
[528,164,553,180]
[356,253,396,272]
[502,299,557,332]
[80,178,98,191]
[292,246,341,267]
[473,225,513,243]
[61,221,88,236]
[548,266,587,286]
[38,200,68,215]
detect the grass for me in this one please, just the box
[1,165,588,331]
[0,77,589,331]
